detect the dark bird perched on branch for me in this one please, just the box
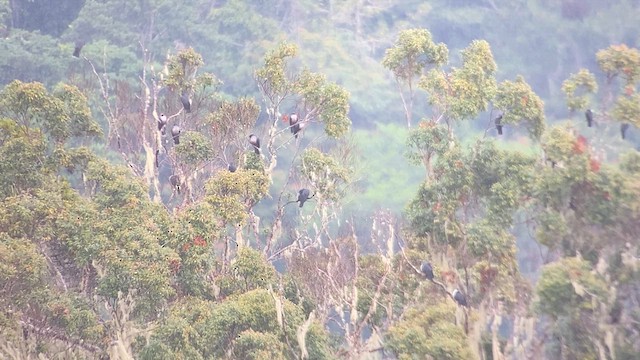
[228,163,237,172]
[297,188,312,207]
[585,109,594,127]
[452,289,468,307]
[169,175,181,194]
[171,125,181,145]
[73,41,85,58]
[621,123,630,139]
[290,113,302,138]
[158,113,167,132]
[494,114,503,135]
[180,91,191,113]
[420,261,434,281]
[249,134,260,154]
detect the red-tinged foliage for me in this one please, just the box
[282,114,289,122]
[193,236,207,247]
[454,160,464,169]
[432,202,441,212]
[439,269,458,284]
[590,158,601,172]
[521,95,529,106]
[169,259,181,274]
[182,243,192,252]
[573,135,588,154]
[625,86,635,96]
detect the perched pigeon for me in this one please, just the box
[181,92,191,113]
[421,262,434,281]
[171,125,181,145]
[585,109,594,127]
[298,188,311,208]
[494,114,503,135]
[452,289,468,307]
[249,134,260,154]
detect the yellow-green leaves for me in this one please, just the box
[421,40,497,121]
[535,257,607,317]
[561,69,598,112]
[295,70,351,138]
[596,44,640,85]
[205,169,269,224]
[382,28,448,81]
[165,47,205,92]
[494,75,546,140]
[255,42,298,100]
[175,131,214,165]
[612,93,640,127]
[300,148,350,203]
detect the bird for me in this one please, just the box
[452,289,468,307]
[158,113,167,132]
[180,91,191,113]
[290,113,302,138]
[297,188,311,208]
[494,114,503,135]
[585,109,594,127]
[171,125,181,145]
[420,261,434,281]
[621,123,630,139]
[169,174,181,194]
[228,163,237,172]
[73,41,84,58]
[249,134,260,154]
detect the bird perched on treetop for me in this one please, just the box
[171,125,182,145]
[621,123,630,140]
[585,109,594,127]
[421,261,434,281]
[73,41,85,58]
[494,114,503,135]
[290,113,302,138]
[297,188,311,208]
[249,134,260,154]
[452,289,468,307]
[181,91,191,113]
[169,174,181,194]
[158,113,167,132]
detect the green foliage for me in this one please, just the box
[386,303,472,360]
[612,93,640,126]
[300,148,351,203]
[535,257,608,317]
[175,131,214,165]
[596,44,640,85]
[164,47,205,92]
[561,69,598,111]
[230,247,277,294]
[422,40,497,121]
[382,28,448,81]
[405,120,450,168]
[295,69,351,138]
[494,75,546,140]
[205,169,269,224]
[0,234,48,308]
[255,42,298,101]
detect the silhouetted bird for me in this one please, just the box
[249,134,260,154]
[169,174,181,194]
[290,113,301,138]
[494,114,503,135]
[452,289,468,307]
[585,109,594,127]
[158,113,167,131]
[73,41,84,58]
[181,92,191,113]
[228,163,237,172]
[171,125,181,145]
[421,261,434,281]
[621,123,630,139]
[297,188,311,207]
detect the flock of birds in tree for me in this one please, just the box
[154,92,313,208]
[493,107,631,139]
[419,261,468,307]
